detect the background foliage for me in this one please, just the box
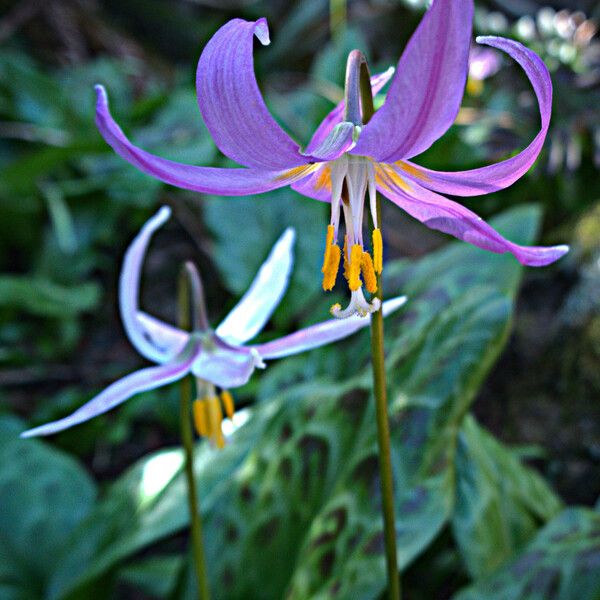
[1,0,599,598]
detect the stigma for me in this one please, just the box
[192,382,235,449]
[321,155,382,318]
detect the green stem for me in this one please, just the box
[349,51,401,600]
[178,266,211,600]
[370,198,401,600]
[329,0,347,42]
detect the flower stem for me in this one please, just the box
[329,0,346,42]
[178,266,211,600]
[349,50,401,600]
[370,198,401,600]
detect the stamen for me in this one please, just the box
[342,235,349,282]
[207,396,225,449]
[221,390,235,420]
[193,398,209,437]
[361,252,377,293]
[348,244,363,291]
[321,224,335,273]
[372,228,383,275]
[322,243,341,291]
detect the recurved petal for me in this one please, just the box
[196,18,306,169]
[136,312,190,359]
[21,340,200,437]
[376,165,568,266]
[95,85,316,195]
[216,228,295,345]
[252,296,407,359]
[399,37,553,196]
[192,338,262,388]
[352,0,473,162]
[305,68,395,154]
[120,207,189,363]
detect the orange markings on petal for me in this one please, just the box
[375,163,412,193]
[315,165,332,191]
[276,164,318,182]
[394,160,431,182]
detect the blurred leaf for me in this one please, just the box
[118,555,182,598]
[452,415,563,579]
[0,416,96,600]
[454,508,600,600]
[0,276,100,317]
[202,187,327,324]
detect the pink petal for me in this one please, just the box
[95,85,315,195]
[401,37,553,196]
[253,296,407,359]
[352,0,473,162]
[196,18,307,169]
[290,162,332,202]
[21,340,200,437]
[376,165,568,266]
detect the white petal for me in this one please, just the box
[191,337,262,388]
[252,295,407,359]
[119,206,186,363]
[21,339,199,437]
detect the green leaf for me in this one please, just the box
[454,508,600,600]
[49,206,544,600]
[452,416,563,579]
[202,187,328,323]
[0,416,96,600]
[0,276,100,317]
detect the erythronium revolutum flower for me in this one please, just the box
[94,0,568,318]
[21,207,406,444]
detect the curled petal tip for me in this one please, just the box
[254,18,270,45]
[156,205,172,221]
[94,84,107,102]
[282,227,296,247]
[382,295,408,317]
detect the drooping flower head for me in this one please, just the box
[94,0,568,319]
[21,208,406,444]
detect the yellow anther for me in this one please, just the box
[372,228,383,275]
[361,252,378,294]
[342,235,349,282]
[322,243,341,291]
[221,390,235,420]
[466,76,483,97]
[192,399,209,437]
[330,303,342,316]
[348,244,363,291]
[208,396,225,449]
[321,225,335,273]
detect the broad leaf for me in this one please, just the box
[454,508,600,600]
